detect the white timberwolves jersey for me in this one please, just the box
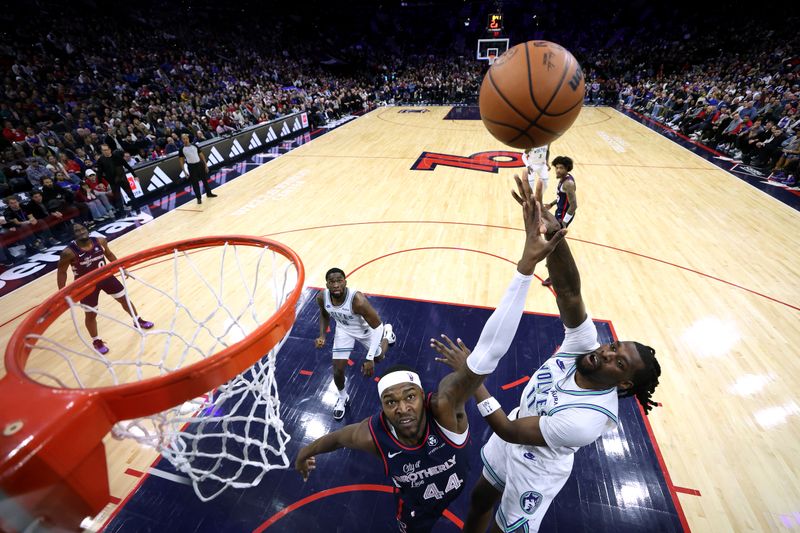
[525,145,549,166]
[518,355,618,461]
[324,288,369,334]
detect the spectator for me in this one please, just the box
[84,169,115,210]
[95,144,137,212]
[25,158,53,189]
[75,181,113,222]
[2,195,56,252]
[27,190,71,241]
[41,176,87,226]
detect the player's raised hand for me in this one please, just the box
[431,334,471,371]
[512,175,545,234]
[295,450,316,482]
[362,360,375,377]
[511,176,567,273]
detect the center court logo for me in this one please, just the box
[520,490,543,514]
[411,150,524,173]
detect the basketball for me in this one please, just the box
[479,40,585,149]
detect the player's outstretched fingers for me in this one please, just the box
[455,338,471,355]
[362,360,375,377]
[531,197,547,235]
[545,228,569,251]
[431,334,470,370]
[511,175,526,206]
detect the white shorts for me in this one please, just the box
[481,410,573,532]
[331,325,373,360]
[526,163,548,182]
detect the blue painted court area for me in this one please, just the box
[444,106,483,121]
[105,292,683,532]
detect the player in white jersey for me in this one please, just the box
[316,267,397,419]
[521,144,550,193]
[432,177,662,533]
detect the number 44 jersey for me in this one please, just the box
[368,393,471,531]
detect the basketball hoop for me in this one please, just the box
[0,236,305,531]
[488,53,497,66]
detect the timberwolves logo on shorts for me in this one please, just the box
[520,491,543,514]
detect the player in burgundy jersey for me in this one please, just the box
[56,223,154,354]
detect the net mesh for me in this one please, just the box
[23,240,304,501]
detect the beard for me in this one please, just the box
[394,413,426,442]
[575,350,601,377]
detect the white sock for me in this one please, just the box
[338,388,347,399]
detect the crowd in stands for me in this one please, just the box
[1,1,798,267]
[574,4,799,185]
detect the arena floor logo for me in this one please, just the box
[411,151,524,172]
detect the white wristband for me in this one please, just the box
[477,397,501,417]
[562,212,574,225]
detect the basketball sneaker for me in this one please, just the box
[93,339,109,355]
[383,323,396,346]
[136,317,154,329]
[333,393,350,420]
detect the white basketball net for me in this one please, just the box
[24,241,305,501]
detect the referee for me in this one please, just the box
[178,133,218,204]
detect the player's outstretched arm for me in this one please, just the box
[99,238,118,262]
[295,417,377,481]
[431,178,566,432]
[56,248,74,290]
[542,221,585,328]
[509,175,567,276]
[314,292,330,348]
[352,292,386,377]
[433,337,547,447]
[512,177,585,328]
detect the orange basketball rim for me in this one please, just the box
[0,235,304,531]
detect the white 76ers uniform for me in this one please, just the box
[481,316,618,532]
[522,145,549,189]
[324,288,376,360]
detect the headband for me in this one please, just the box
[377,370,423,398]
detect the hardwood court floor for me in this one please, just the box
[1,106,799,532]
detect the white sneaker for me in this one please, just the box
[333,393,350,420]
[383,323,396,346]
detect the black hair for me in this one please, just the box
[382,364,417,375]
[551,156,574,172]
[325,267,346,280]
[619,342,661,415]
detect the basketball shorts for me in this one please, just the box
[480,410,573,533]
[526,163,549,191]
[81,276,126,308]
[396,505,442,533]
[395,494,453,533]
[331,325,373,360]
